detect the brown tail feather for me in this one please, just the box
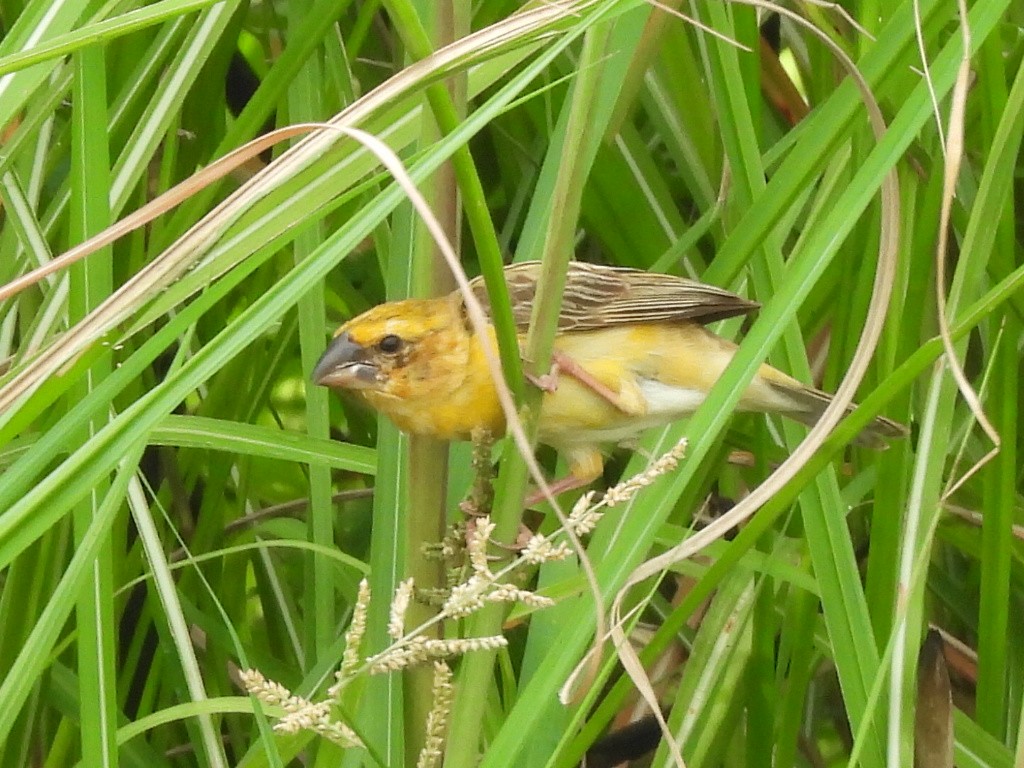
[765,381,908,449]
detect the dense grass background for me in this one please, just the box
[0,0,1021,766]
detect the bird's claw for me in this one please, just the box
[526,369,560,393]
[527,350,626,407]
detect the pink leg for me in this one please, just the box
[526,349,625,410]
[523,473,592,507]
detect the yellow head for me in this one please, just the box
[313,294,503,439]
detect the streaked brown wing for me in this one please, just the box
[466,261,759,332]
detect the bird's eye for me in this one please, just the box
[377,334,403,354]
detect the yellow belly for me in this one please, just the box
[537,323,803,449]
[364,322,797,450]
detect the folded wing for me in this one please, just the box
[466,260,759,332]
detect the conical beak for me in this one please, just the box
[312,332,378,389]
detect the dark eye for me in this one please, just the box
[377,334,403,354]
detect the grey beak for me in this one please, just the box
[312,332,377,389]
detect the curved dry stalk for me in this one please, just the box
[0,126,312,303]
[582,4,904,765]
[931,1,1000,501]
[885,1,990,763]
[913,0,947,152]
[0,0,592,415]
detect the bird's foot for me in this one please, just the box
[525,369,559,393]
[527,350,631,412]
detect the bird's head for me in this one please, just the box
[312,295,473,406]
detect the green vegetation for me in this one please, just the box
[0,0,1020,766]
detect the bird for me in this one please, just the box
[313,261,906,495]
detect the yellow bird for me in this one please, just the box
[313,261,905,493]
